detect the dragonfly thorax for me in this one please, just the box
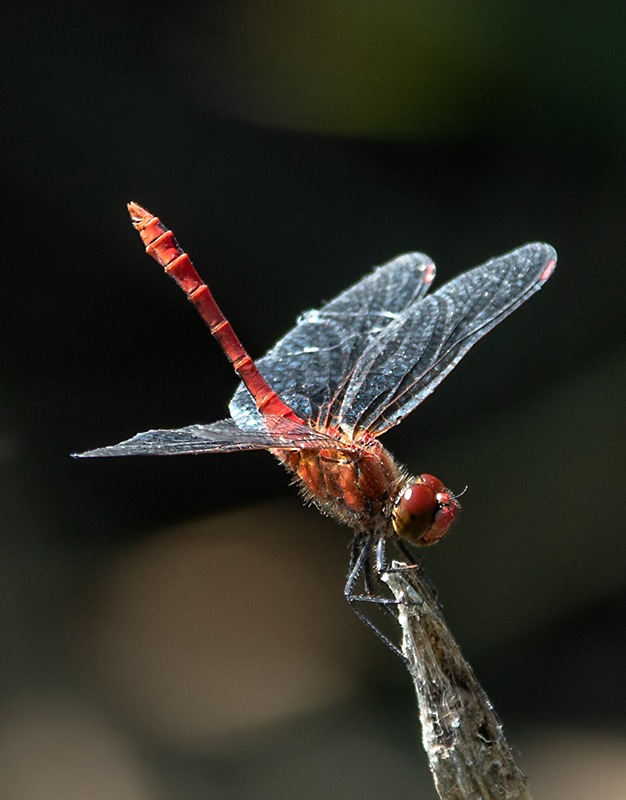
[278,438,405,531]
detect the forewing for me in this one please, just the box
[73,417,337,458]
[338,243,557,434]
[230,253,435,427]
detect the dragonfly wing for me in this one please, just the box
[338,243,557,435]
[230,252,435,427]
[73,417,337,458]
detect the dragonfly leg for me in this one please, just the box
[344,533,406,661]
[395,538,422,567]
[379,536,440,607]
[373,533,440,609]
[345,533,400,604]
[376,534,422,572]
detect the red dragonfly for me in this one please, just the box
[76,203,556,648]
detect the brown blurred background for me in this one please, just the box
[1,1,625,798]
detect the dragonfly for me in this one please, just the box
[76,203,556,650]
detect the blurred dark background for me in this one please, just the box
[1,2,625,798]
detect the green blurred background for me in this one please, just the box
[1,2,625,798]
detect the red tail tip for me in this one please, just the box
[127,201,152,228]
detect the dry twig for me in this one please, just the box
[382,564,532,800]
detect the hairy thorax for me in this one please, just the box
[275,429,407,531]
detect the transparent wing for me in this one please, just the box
[338,243,557,435]
[73,417,339,458]
[230,252,435,427]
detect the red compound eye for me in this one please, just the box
[420,473,446,494]
[392,474,460,546]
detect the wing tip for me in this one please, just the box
[515,242,558,284]
[540,255,557,283]
[528,242,557,284]
[71,447,117,459]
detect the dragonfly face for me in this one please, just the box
[391,473,460,546]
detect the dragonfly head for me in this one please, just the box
[391,474,460,546]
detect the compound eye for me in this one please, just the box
[419,473,446,494]
[392,475,460,546]
[392,482,438,545]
